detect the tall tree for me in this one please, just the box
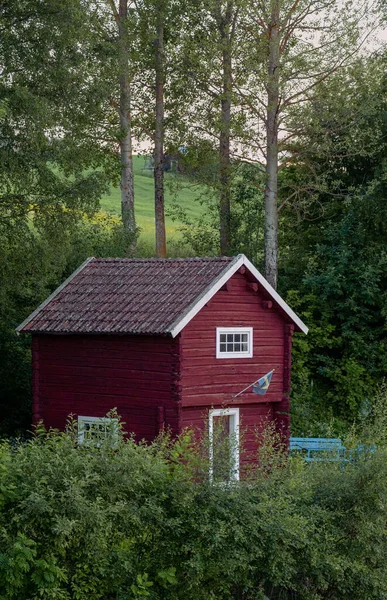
[0,0,118,430]
[107,0,136,244]
[264,1,280,289]
[217,0,235,255]
[238,0,377,288]
[132,0,195,257]
[154,0,167,257]
[176,0,242,256]
[279,55,387,427]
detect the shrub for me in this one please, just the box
[0,418,385,600]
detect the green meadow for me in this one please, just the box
[99,155,207,244]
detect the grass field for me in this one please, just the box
[99,156,206,244]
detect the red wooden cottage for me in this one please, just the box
[17,254,307,477]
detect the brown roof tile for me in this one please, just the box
[18,257,238,335]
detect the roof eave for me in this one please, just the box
[16,257,95,335]
[16,254,308,337]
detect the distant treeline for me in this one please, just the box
[0,0,386,433]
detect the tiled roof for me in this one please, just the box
[18,256,238,335]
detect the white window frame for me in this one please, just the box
[216,327,253,359]
[209,408,240,481]
[78,415,119,446]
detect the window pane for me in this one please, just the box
[213,415,230,436]
[212,415,232,482]
[218,330,251,356]
[79,418,118,447]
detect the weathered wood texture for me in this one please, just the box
[32,334,181,441]
[179,270,292,455]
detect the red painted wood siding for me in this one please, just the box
[179,270,293,456]
[32,334,181,441]
[31,268,295,461]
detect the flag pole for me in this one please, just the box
[232,369,275,399]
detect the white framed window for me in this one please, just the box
[209,408,240,482]
[216,327,253,359]
[78,416,118,446]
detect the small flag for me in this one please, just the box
[252,370,274,395]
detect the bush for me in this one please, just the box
[0,415,386,600]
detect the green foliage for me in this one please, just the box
[0,0,116,230]
[0,213,133,434]
[280,56,387,434]
[168,161,265,260]
[0,416,386,599]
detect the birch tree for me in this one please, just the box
[154,0,167,258]
[133,0,167,257]
[217,0,237,255]
[107,0,136,243]
[238,0,377,288]
[132,0,194,257]
[176,0,243,256]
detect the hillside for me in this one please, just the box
[99,155,206,244]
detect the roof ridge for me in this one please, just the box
[91,256,235,263]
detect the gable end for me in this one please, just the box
[168,255,308,337]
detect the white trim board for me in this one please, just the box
[209,407,240,481]
[167,255,244,337]
[216,327,253,359]
[242,256,308,334]
[168,254,308,337]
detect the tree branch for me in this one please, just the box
[106,0,119,22]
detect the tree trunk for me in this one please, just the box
[264,3,280,289]
[154,3,167,258]
[118,0,136,245]
[219,4,232,256]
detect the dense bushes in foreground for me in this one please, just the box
[0,414,386,600]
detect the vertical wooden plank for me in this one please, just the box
[282,323,294,394]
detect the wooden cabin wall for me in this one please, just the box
[179,270,293,460]
[32,334,181,441]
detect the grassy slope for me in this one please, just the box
[100,156,206,244]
